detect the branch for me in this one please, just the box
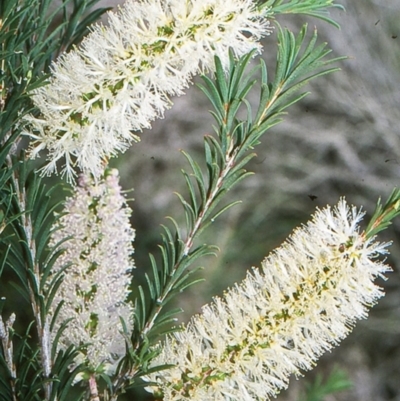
[0,313,17,401]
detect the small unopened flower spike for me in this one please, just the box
[145,199,391,401]
[23,0,272,182]
[49,168,135,373]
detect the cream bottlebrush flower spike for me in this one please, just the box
[145,199,391,401]
[23,0,272,182]
[49,169,135,373]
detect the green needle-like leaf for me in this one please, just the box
[366,188,400,238]
[262,0,344,28]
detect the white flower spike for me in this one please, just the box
[145,199,391,401]
[49,169,135,372]
[24,0,272,182]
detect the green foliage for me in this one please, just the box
[366,188,400,238]
[58,0,113,54]
[5,323,43,401]
[301,367,352,401]
[0,160,86,400]
[262,0,344,28]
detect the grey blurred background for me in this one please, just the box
[94,1,400,400]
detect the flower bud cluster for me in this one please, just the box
[49,169,135,371]
[145,199,391,401]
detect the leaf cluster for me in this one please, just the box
[262,0,344,28]
[365,188,400,238]
[0,158,84,400]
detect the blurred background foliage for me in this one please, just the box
[101,0,400,400]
